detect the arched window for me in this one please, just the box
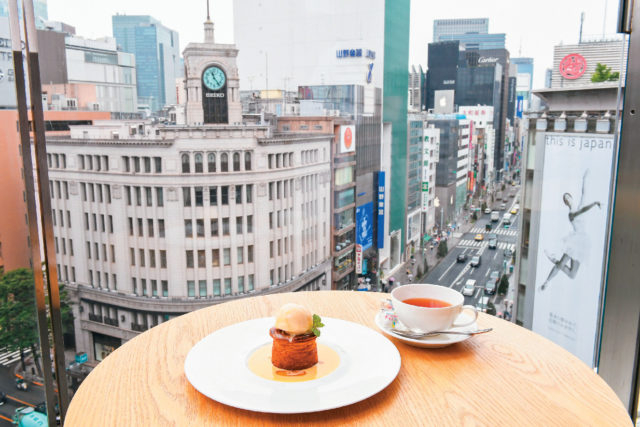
[194,153,203,173]
[207,153,216,172]
[181,153,190,173]
[244,152,252,171]
[233,152,241,171]
[221,153,228,172]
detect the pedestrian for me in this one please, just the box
[408,273,414,282]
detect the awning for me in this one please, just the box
[423,234,432,242]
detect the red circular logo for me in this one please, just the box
[559,53,587,79]
[344,127,353,149]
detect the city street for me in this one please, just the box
[0,365,45,425]
[421,190,520,314]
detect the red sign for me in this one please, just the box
[344,127,353,149]
[355,244,363,274]
[559,53,587,79]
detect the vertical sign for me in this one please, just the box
[356,202,373,251]
[377,171,385,249]
[355,244,363,274]
[532,133,616,366]
[340,125,356,153]
[516,96,524,118]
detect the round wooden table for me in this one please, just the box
[66,291,632,426]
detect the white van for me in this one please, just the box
[503,213,512,225]
[490,211,500,222]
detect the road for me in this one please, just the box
[0,364,45,425]
[422,190,520,314]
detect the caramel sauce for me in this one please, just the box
[247,343,340,383]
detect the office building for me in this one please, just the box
[112,14,180,112]
[233,0,410,277]
[512,57,534,111]
[421,126,440,236]
[409,65,425,111]
[433,18,488,42]
[438,33,505,50]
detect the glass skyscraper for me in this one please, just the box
[112,15,180,112]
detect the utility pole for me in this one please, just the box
[579,11,585,43]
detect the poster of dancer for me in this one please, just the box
[532,132,616,367]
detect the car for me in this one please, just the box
[462,279,476,296]
[490,211,500,222]
[476,296,490,312]
[488,238,497,249]
[484,207,491,214]
[474,233,484,241]
[499,202,506,210]
[0,391,6,405]
[456,253,467,263]
[510,208,518,215]
[504,248,514,258]
[489,270,500,283]
[470,255,481,267]
[488,233,497,240]
[484,281,497,295]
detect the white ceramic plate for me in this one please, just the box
[375,311,478,348]
[184,317,401,414]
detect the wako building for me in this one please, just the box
[50,17,332,363]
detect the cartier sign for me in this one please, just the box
[478,57,499,64]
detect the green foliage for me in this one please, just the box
[591,63,620,82]
[437,241,448,258]
[498,274,509,296]
[487,301,497,316]
[471,212,478,222]
[481,202,487,211]
[0,269,38,353]
[311,314,324,337]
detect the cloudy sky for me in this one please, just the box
[47,0,621,88]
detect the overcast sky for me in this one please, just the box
[47,0,621,88]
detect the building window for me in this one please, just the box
[135,187,142,206]
[187,281,195,297]
[156,187,163,207]
[158,220,165,238]
[209,187,217,205]
[181,153,190,173]
[142,279,147,296]
[221,186,229,205]
[130,248,135,266]
[235,185,242,203]
[139,249,145,266]
[154,157,162,173]
[211,219,219,236]
[196,219,205,237]
[152,280,158,296]
[247,215,253,233]
[132,278,137,295]
[236,216,243,234]
[237,247,244,264]
[213,279,221,296]
[145,187,152,206]
[246,184,253,203]
[137,218,143,236]
[148,219,154,237]
[248,244,254,263]
[133,156,139,173]
[160,250,167,268]
[223,248,231,265]
[233,152,240,171]
[224,278,232,295]
[221,153,228,172]
[245,152,251,170]
[198,250,206,268]
[212,249,220,267]
[195,153,203,173]
[185,219,193,237]
[199,280,207,297]
[207,153,216,172]
[144,157,151,173]
[149,250,156,268]
[238,276,244,293]
[248,274,254,291]
[195,187,203,206]
[186,250,194,268]
[162,280,168,297]
[222,218,229,235]
[183,187,192,206]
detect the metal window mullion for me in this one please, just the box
[20,0,70,422]
[7,1,58,426]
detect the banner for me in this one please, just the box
[355,244,363,274]
[356,202,373,251]
[532,133,616,366]
[377,172,385,249]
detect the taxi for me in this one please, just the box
[474,233,484,241]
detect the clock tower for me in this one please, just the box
[183,4,242,125]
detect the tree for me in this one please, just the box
[471,211,478,222]
[487,301,497,316]
[0,269,39,372]
[437,240,448,258]
[591,63,620,83]
[481,202,487,212]
[498,274,509,296]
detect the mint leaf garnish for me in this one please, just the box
[311,314,324,337]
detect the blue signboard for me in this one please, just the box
[377,172,385,249]
[356,202,373,251]
[516,95,524,118]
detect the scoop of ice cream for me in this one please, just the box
[274,303,313,335]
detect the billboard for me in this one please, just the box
[0,17,17,108]
[339,125,356,153]
[356,202,373,251]
[532,133,616,366]
[377,172,385,249]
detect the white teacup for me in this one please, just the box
[391,284,478,332]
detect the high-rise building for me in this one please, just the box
[233,0,411,277]
[437,33,505,50]
[433,18,488,42]
[551,39,628,88]
[112,15,180,112]
[511,57,534,111]
[408,65,425,111]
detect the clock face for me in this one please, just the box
[203,66,226,91]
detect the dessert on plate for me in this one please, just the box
[269,303,324,370]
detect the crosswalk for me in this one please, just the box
[458,240,516,251]
[469,227,518,237]
[0,347,30,367]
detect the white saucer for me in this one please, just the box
[374,311,478,348]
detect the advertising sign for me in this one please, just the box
[356,202,373,251]
[340,125,356,153]
[377,172,385,249]
[532,133,616,366]
[355,244,363,274]
[516,96,524,118]
[559,53,587,79]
